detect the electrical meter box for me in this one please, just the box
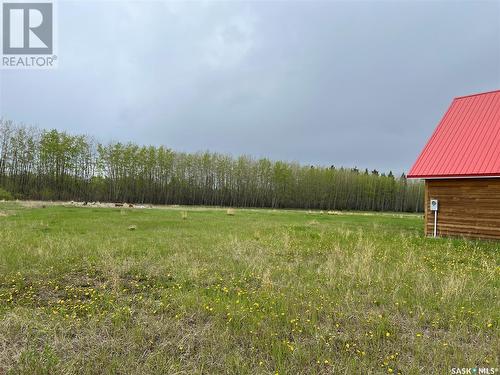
[430,199,438,211]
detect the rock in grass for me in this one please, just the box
[128,225,137,231]
[226,208,236,216]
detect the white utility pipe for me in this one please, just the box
[433,210,437,238]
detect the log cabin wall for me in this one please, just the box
[425,178,500,240]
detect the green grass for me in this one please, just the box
[0,203,498,374]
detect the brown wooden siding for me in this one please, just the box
[425,178,500,240]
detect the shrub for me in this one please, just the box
[40,188,55,201]
[0,187,13,201]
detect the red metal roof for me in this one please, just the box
[408,90,500,179]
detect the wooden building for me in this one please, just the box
[408,90,500,240]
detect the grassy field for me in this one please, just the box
[0,202,498,374]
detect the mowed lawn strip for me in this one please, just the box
[0,203,498,374]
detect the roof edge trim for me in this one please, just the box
[454,89,500,100]
[408,174,500,180]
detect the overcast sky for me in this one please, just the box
[1,0,499,173]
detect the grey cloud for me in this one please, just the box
[1,0,499,173]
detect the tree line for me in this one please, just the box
[0,119,424,212]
